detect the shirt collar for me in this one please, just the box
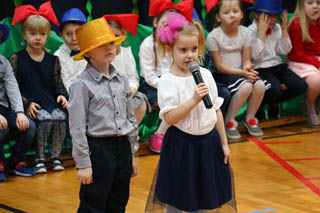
[86,63,120,82]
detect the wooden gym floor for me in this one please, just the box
[0,121,319,213]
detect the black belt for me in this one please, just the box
[87,135,128,143]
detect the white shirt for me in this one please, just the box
[139,35,173,89]
[54,43,87,92]
[112,46,139,90]
[248,20,292,69]
[158,68,224,135]
[206,26,252,69]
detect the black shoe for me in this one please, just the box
[268,104,279,119]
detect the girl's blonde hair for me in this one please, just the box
[107,19,126,55]
[21,15,50,36]
[213,0,242,28]
[152,9,175,68]
[289,0,313,43]
[158,21,206,63]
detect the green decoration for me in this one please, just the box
[200,0,207,20]
[132,0,139,14]
[86,0,93,22]
[13,0,22,7]
[174,0,183,4]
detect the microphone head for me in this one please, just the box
[188,61,200,73]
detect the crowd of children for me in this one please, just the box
[0,0,320,211]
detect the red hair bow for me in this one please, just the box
[205,0,253,14]
[103,14,139,36]
[12,1,59,26]
[149,0,194,23]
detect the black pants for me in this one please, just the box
[78,136,132,213]
[256,63,308,104]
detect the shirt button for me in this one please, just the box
[113,94,116,98]
[118,127,121,130]
[116,111,119,115]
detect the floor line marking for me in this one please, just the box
[263,141,302,144]
[285,157,320,161]
[248,208,277,213]
[249,136,320,196]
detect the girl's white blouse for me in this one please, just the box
[158,67,224,135]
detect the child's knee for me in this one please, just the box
[253,80,266,94]
[240,82,253,95]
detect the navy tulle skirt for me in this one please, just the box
[155,126,232,212]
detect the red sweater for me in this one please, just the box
[288,17,320,68]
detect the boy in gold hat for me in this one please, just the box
[67,18,139,212]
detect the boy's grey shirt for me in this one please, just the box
[0,55,24,113]
[68,63,138,169]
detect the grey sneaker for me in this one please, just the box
[243,118,263,137]
[51,158,64,171]
[33,160,47,174]
[225,121,241,139]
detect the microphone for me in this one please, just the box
[188,62,213,109]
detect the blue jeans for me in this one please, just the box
[0,106,36,166]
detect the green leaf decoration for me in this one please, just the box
[13,0,22,7]
[86,0,93,22]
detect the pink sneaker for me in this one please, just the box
[149,133,164,153]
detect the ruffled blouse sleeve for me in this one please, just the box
[158,74,179,120]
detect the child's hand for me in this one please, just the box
[27,102,40,120]
[192,83,209,103]
[16,113,29,131]
[132,155,138,177]
[57,95,67,108]
[77,167,93,185]
[258,13,270,36]
[222,144,231,164]
[281,10,288,31]
[0,114,8,130]
[130,87,137,96]
[242,64,258,83]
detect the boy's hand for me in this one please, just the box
[258,13,270,36]
[16,113,29,131]
[27,102,40,120]
[192,83,209,103]
[0,114,8,130]
[222,144,231,164]
[131,155,138,177]
[57,95,67,109]
[78,167,93,185]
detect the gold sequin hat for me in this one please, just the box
[74,17,126,61]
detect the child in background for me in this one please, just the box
[150,12,233,212]
[104,14,150,125]
[0,24,36,181]
[54,8,87,92]
[10,2,69,173]
[139,0,193,153]
[68,18,138,212]
[288,0,320,127]
[248,0,307,120]
[207,0,266,139]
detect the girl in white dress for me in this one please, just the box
[206,0,266,139]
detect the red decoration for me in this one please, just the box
[149,0,194,23]
[103,14,139,36]
[205,0,253,14]
[12,1,59,26]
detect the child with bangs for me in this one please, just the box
[145,11,235,213]
[10,2,68,173]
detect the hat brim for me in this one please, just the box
[56,20,87,36]
[74,35,126,61]
[0,24,10,44]
[248,6,285,15]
